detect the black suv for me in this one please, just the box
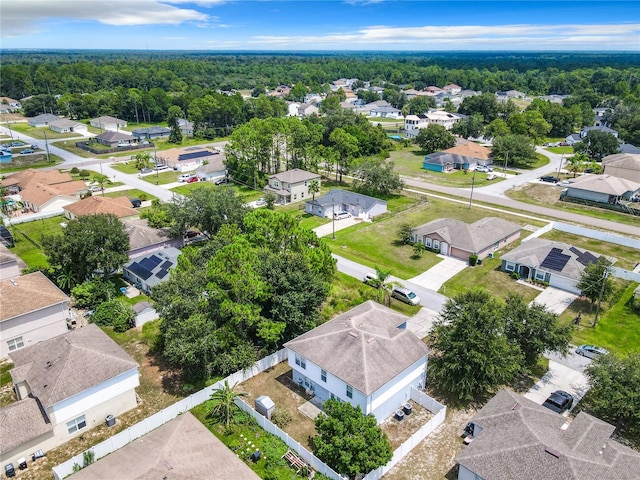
[540,175,559,183]
[542,390,573,413]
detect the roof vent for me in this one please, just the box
[45,361,52,368]
[367,338,376,344]
[348,331,358,338]
[560,421,570,430]
[10,279,18,286]
[511,402,522,411]
[545,447,561,458]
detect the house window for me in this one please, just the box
[301,192,304,198]
[535,271,546,281]
[7,337,24,352]
[433,240,440,250]
[67,415,87,434]
[321,370,327,382]
[505,261,515,272]
[425,238,432,248]
[346,385,353,399]
[295,354,306,369]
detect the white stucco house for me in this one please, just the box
[305,188,388,221]
[90,116,127,131]
[48,119,88,134]
[0,272,71,360]
[0,324,140,469]
[284,301,429,424]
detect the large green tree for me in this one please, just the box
[313,399,393,478]
[428,289,522,400]
[352,158,404,196]
[573,130,620,160]
[576,258,613,311]
[414,123,456,153]
[491,134,538,169]
[43,214,129,282]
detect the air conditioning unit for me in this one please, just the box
[105,415,116,427]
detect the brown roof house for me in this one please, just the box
[456,389,640,480]
[1,168,75,193]
[601,153,640,183]
[71,412,260,480]
[264,168,321,205]
[63,195,139,220]
[95,130,139,148]
[0,324,139,468]
[411,217,521,261]
[285,301,429,423]
[0,271,71,359]
[19,180,88,213]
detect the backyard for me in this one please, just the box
[0,153,63,173]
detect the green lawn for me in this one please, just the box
[102,189,157,202]
[530,153,551,169]
[0,154,64,173]
[141,170,180,185]
[9,123,78,140]
[559,282,639,356]
[171,182,216,195]
[8,215,67,268]
[111,161,143,175]
[546,146,574,155]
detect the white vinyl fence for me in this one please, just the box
[53,349,288,480]
[2,209,65,225]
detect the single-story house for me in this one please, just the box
[48,118,88,134]
[0,324,139,468]
[0,271,71,359]
[443,84,462,95]
[95,131,139,148]
[411,217,521,260]
[178,118,194,136]
[580,125,619,139]
[195,154,226,182]
[0,97,22,113]
[601,153,640,183]
[27,114,60,127]
[0,244,23,280]
[1,169,75,193]
[370,105,402,119]
[565,133,582,146]
[263,168,321,205]
[305,188,388,221]
[618,143,640,155]
[456,389,640,480]
[132,126,171,140]
[423,152,483,172]
[90,115,127,131]
[123,247,181,294]
[500,238,607,293]
[19,180,89,214]
[285,301,429,424]
[560,174,640,204]
[156,147,219,172]
[444,142,492,162]
[123,217,181,257]
[63,195,139,220]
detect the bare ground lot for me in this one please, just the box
[380,400,434,450]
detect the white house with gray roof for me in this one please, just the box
[411,217,521,260]
[0,324,139,469]
[264,168,321,205]
[306,188,387,220]
[284,301,429,424]
[27,113,60,127]
[560,174,640,204]
[500,238,608,293]
[90,115,127,131]
[123,247,181,294]
[456,389,640,480]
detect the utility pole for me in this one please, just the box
[556,153,564,180]
[593,265,610,327]
[43,130,51,163]
[332,196,336,240]
[503,150,509,176]
[468,168,477,210]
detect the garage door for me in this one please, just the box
[549,274,580,294]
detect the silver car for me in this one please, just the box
[391,287,420,306]
[575,344,608,359]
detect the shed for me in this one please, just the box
[255,395,275,420]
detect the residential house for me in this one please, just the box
[19,180,88,214]
[48,119,88,134]
[496,90,528,102]
[71,412,260,480]
[444,142,492,163]
[0,244,23,280]
[425,110,464,130]
[27,114,60,127]
[593,107,611,127]
[95,131,139,148]
[423,142,492,171]
[263,168,321,205]
[538,94,570,104]
[411,217,521,260]
[0,324,139,468]
[402,88,421,100]
[123,247,181,294]
[580,125,619,139]
[132,126,171,140]
[404,111,463,138]
[0,271,70,359]
[196,153,226,182]
[501,238,607,293]
[287,102,319,118]
[456,389,640,480]
[601,153,640,183]
[156,147,219,172]
[0,97,22,112]
[63,196,139,220]
[369,105,402,119]
[267,85,291,97]
[178,118,194,136]
[90,116,127,131]
[618,143,640,155]
[443,84,462,95]
[1,169,75,193]
[422,152,456,172]
[123,217,181,257]
[560,174,640,205]
[306,188,388,220]
[424,86,443,95]
[404,114,430,139]
[285,301,429,424]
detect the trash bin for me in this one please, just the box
[250,450,261,462]
[4,463,15,478]
[18,458,27,470]
[394,410,405,421]
[403,403,412,416]
[105,415,116,427]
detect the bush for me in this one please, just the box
[138,193,148,201]
[72,278,116,309]
[510,271,521,280]
[91,300,134,332]
[70,167,79,174]
[469,254,478,266]
[271,408,292,428]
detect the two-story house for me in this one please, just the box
[263,169,321,205]
[285,301,429,424]
[0,272,71,360]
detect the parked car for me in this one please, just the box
[575,344,608,359]
[19,149,34,154]
[333,211,351,220]
[542,390,574,414]
[556,180,571,187]
[475,165,489,173]
[30,144,38,149]
[153,164,169,171]
[178,173,196,182]
[540,175,559,183]
[186,176,200,183]
[88,185,102,192]
[391,286,420,306]
[254,198,266,207]
[214,176,227,185]
[140,167,152,174]
[10,141,24,147]
[558,142,570,146]
[184,230,200,239]
[486,173,497,181]
[363,272,378,286]
[130,198,142,208]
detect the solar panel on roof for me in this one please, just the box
[156,269,168,279]
[128,262,153,281]
[569,247,599,266]
[139,258,155,271]
[177,151,211,162]
[160,260,173,270]
[540,248,571,272]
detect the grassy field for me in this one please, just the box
[506,182,640,227]
[8,215,66,268]
[8,123,79,140]
[141,170,180,185]
[111,161,143,174]
[539,229,640,271]
[102,189,156,201]
[559,281,639,356]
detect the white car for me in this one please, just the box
[254,198,266,207]
[575,344,608,359]
[178,173,196,182]
[333,211,351,220]
[153,164,169,171]
[391,287,420,306]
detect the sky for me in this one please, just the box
[1,0,639,51]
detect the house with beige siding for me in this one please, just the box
[601,153,640,183]
[90,115,127,131]
[0,272,71,360]
[0,324,140,469]
[264,168,321,205]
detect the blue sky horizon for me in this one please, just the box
[2,1,639,52]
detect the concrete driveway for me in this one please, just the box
[313,216,361,238]
[408,255,467,291]
[524,359,590,414]
[531,287,578,315]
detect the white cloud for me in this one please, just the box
[1,0,210,37]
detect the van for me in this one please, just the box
[391,287,420,306]
[153,164,169,172]
[363,272,378,286]
[333,211,351,220]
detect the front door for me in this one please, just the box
[440,242,449,255]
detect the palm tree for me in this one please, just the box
[374,266,393,306]
[56,270,77,292]
[208,380,247,429]
[308,179,320,204]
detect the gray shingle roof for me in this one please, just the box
[9,324,138,409]
[285,301,428,395]
[96,130,135,142]
[269,168,320,184]
[602,153,640,170]
[565,174,640,195]
[0,271,69,322]
[456,389,640,480]
[310,188,386,212]
[412,217,521,253]
[123,247,181,288]
[0,398,52,454]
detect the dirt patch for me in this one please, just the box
[384,406,477,480]
[509,182,564,205]
[237,362,318,450]
[381,400,434,450]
